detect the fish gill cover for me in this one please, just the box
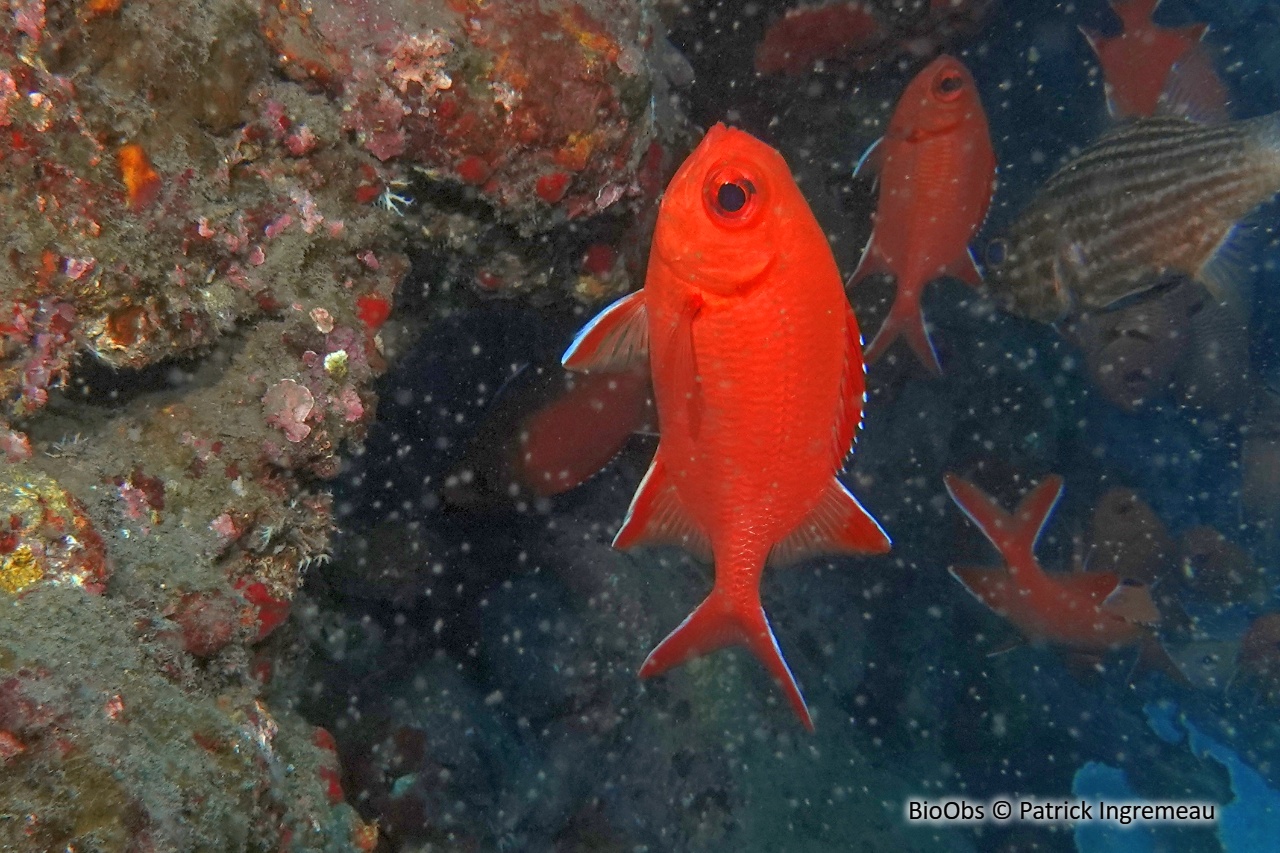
[2,0,1280,851]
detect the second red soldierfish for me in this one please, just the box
[944,473,1183,679]
[849,55,996,374]
[563,124,891,730]
[1080,0,1226,122]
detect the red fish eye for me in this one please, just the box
[703,165,760,224]
[933,70,965,101]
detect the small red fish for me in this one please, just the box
[563,124,891,730]
[944,473,1181,677]
[849,55,996,374]
[754,2,884,76]
[1081,0,1225,121]
[443,363,653,508]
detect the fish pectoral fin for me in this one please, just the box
[663,294,704,439]
[1099,579,1162,626]
[947,247,984,288]
[768,478,891,568]
[611,451,712,563]
[562,289,649,373]
[639,588,814,732]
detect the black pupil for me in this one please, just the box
[717,181,748,213]
[939,74,963,94]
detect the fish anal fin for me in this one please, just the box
[562,290,649,373]
[612,451,711,563]
[1100,579,1162,626]
[769,478,891,567]
[947,247,984,289]
[948,565,1018,618]
[847,236,892,290]
[639,588,814,731]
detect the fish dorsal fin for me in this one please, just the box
[562,290,649,373]
[948,566,1018,618]
[611,450,712,563]
[768,477,891,567]
[853,136,883,181]
[944,474,1064,566]
[1100,578,1162,625]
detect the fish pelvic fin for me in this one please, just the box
[612,450,712,563]
[944,473,1063,569]
[1131,636,1192,688]
[864,280,942,374]
[562,289,649,373]
[769,477,890,567]
[948,247,984,289]
[639,586,814,731]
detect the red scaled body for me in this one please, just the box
[850,55,996,374]
[563,124,890,730]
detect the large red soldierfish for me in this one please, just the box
[562,124,891,730]
[849,55,996,374]
[944,473,1184,680]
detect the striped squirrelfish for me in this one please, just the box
[849,54,997,374]
[562,124,891,730]
[985,113,1280,323]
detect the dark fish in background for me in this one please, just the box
[985,113,1280,322]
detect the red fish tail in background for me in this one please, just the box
[944,472,1062,570]
[1081,0,1228,121]
[850,55,995,374]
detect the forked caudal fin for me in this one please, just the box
[639,587,814,731]
[944,473,1063,567]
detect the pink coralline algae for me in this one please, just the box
[263,379,316,443]
[260,0,657,218]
